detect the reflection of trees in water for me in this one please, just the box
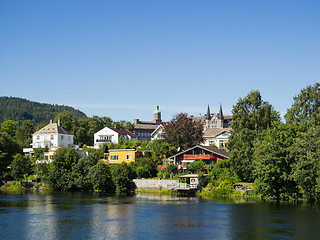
[229,202,320,239]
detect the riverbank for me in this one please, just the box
[0,181,50,192]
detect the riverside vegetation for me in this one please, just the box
[2,83,320,203]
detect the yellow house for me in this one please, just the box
[102,149,152,165]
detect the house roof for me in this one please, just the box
[191,115,233,122]
[191,116,206,123]
[33,122,73,135]
[151,124,163,137]
[110,128,137,138]
[168,145,229,159]
[203,128,231,137]
[134,122,160,130]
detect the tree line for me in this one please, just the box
[228,83,320,202]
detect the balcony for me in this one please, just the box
[96,139,112,143]
[183,154,215,160]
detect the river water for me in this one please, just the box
[0,192,320,240]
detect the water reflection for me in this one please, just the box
[1,192,320,239]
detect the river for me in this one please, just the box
[0,192,319,239]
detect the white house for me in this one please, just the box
[31,119,74,149]
[23,119,74,157]
[202,128,231,148]
[150,124,164,141]
[94,127,137,148]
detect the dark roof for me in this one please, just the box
[168,145,229,159]
[111,128,137,138]
[134,122,160,130]
[199,145,229,158]
[218,104,224,119]
[190,116,206,123]
[206,105,211,120]
[33,122,73,135]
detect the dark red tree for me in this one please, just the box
[163,113,203,150]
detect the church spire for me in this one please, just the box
[218,104,224,120]
[206,105,211,120]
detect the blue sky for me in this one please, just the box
[1,1,320,122]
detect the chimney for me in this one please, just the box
[58,119,61,127]
[134,119,139,125]
[50,119,53,124]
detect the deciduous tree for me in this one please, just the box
[10,154,31,182]
[163,113,203,150]
[285,83,320,126]
[253,122,298,200]
[228,90,279,181]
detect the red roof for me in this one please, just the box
[111,128,137,138]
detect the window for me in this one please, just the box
[51,135,54,140]
[61,136,64,140]
[68,136,71,141]
[37,136,40,140]
[110,155,119,160]
[126,154,131,160]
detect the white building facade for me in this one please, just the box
[202,128,231,148]
[31,120,74,149]
[94,127,137,148]
[150,125,164,141]
[23,119,75,158]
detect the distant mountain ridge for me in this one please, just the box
[0,97,87,126]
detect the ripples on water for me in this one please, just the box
[0,192,320,240]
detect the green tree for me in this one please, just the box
[291,125,320,202]
[0,131,20,179]
[285,83,320,126]
[15,120,35,148]
[1,120,17,137]
[47,147,79,191]
[206,160,239,190]
[112,162,136,192]
[10,154,31,182]
[228,90,279,181]
[163,113,203,150]
[72,155,98,191]
[135,158,158,179]
[187,160,204,174]
[253,122,298,200]
[88,161,114,191]
[54,111,78,132]
[34,163,49,181]
[146,139,174,163]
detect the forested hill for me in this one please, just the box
[0,97,87,125]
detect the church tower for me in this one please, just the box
[153,105,162,124]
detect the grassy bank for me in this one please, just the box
[0,181,51,192]
[198,182,260,200]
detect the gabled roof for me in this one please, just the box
[168,145,229,159]
[33,122,73,135]
[203,128,231,137]
[151,124,163,137]
[111,128,137,138]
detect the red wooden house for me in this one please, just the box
[163,145,229,170]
